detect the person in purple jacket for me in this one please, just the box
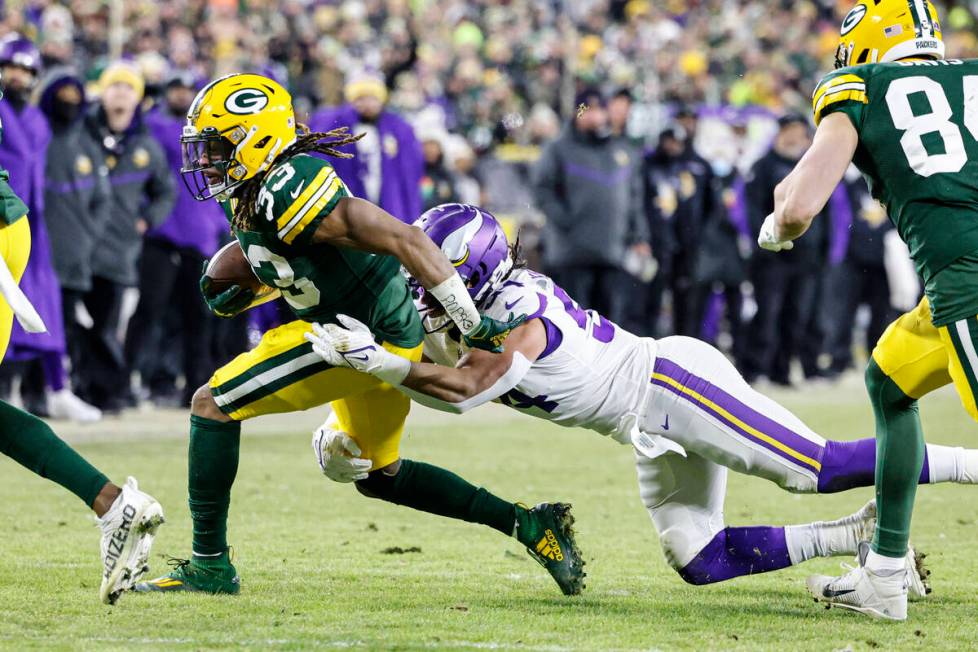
[124,70,226,406]
[0,35,100,422]
[307,69,423,224]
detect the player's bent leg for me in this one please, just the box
[353,455,586,595]
[637,451,880,586]
[0,400,164,603]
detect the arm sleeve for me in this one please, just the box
[273,160,350,247]
[812,68,868,129]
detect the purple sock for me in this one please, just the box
[817,438,930,493]
[678,526,792,585]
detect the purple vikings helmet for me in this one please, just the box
[0,35,41,74]
[416,203,512,305]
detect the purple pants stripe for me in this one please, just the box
[652,357,823,475]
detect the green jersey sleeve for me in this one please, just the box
[260,154,350,248]
[812,67,870,129]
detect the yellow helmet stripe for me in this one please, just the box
[275,167,333,232]
[280,176,344,244]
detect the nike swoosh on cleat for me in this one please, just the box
[822,588,856,598]
[290,180,306,198]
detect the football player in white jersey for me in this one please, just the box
[306,204,978,591]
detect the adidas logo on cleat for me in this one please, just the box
[103,504,136,579]
[535,529,564,561]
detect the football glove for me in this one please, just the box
[463,312,526,354]
[311,414,372,482]
[304,315,411,386]
[199,262,255,318]
[757,213,794,252]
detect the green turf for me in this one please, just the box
[1,383,976,651]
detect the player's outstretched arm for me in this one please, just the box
[772,112,858,241]
[313,197,524,352]
[305,314,546,413]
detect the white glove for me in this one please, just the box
[0,251,46,333]
[304,315,411,385]
[757,213,794,252]
[883,229,921,312]
[311,414,372,482]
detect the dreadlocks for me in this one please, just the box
[230,125,364,232]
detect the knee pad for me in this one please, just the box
[865,358,914,411]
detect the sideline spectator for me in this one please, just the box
[77,62,175,412]
[533,88,649,326]
[37,66,110,414]
[1,36,99,421]
[309,70,423,223]
[742,114,826,386]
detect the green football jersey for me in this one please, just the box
[227,153,422,348]
[813,59,978,325]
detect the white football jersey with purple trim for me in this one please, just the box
[421,269,657,443]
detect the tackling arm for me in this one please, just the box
[399,318,547,413]
[771,113,858,241]
[312,197,524,351]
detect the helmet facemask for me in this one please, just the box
[180,125,249,201]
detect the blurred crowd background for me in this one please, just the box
[1,0,976,422]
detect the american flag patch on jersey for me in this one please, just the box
[884,24,903,37]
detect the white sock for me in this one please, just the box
[784,524,818,565]
[865,547,905,572]
[925,444,978,483]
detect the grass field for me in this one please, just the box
[1,376,977,651]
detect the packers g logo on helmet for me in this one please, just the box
[180,73,296,201]
[224,88,269,115]
[835,0,944,69]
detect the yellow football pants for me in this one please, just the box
[872,295,978,421]
[209,319,422,469]
[0,217,31,362]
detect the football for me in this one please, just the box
[204,241,270,295]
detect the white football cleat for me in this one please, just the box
[97,477,164,604]
[47,388,102,423]
[905,546,931,600]
[806,541,908,621]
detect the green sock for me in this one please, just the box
[0,399,109,507]
[866,358,925,557]
[357,459,517,536]
[188,415,240,557]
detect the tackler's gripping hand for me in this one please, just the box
[463,312,526,353]
[757,213,795,253]
[199,262,256,319]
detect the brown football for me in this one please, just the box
[204,241,269,294]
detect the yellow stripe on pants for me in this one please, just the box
[0,216,30,363]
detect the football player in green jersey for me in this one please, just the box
[0,121,163,603]
[135,74,585,596]
[757,0,978,620]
